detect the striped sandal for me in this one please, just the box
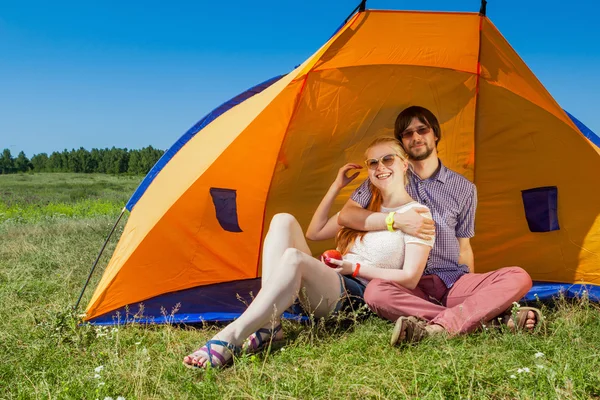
[245,323,284,353]
[183,339,241,369]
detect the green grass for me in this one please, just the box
[1,173,600,399]
[0,173,141,223]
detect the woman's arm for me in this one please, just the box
[305,163,362,241]
[329,243,431,290]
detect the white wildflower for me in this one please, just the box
[103,397,113,400]
[523,367,530,373]
[135,342,141,345]
[534,352,545,358]
[510,375,516,379]
[280,347,285,352]
[536,364,545,369]
[94,366,104,373]
[117,397,126,400]
[512,302,521,309]
[98,382,105,387]
[517,368,524,374]
[94,374,101,379]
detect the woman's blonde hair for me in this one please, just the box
[336,137,409,255]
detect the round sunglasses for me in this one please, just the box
[364,153,402,170]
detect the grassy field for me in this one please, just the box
[1,173,600,399]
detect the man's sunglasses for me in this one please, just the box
[364,153,402,170]
[400,125,431,140]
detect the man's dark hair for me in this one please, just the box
[394,106,441,149]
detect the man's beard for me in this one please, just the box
[407,144,434,161]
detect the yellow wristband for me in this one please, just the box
[385,211,395,232]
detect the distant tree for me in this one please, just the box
[60,149,70,172]
[90,148,102,173]
[0,148,15,174]
[139,145,163,173]
[47,151,63,172]
[31,153,49,172]
[127,150,143,174]
[14,151,32,172]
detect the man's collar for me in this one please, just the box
[408,159,447,183]
[435,159,448,183]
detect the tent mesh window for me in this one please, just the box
[521,186,559,232]
[209,188,243,232]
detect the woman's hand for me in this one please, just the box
[326,257,356,276]
[332,163,362,191]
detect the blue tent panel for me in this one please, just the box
[565,110,600,148]
[88,278,305,326]
[125,74,286,211]
[524,281,600,303]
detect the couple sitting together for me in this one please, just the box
[183,106,542,369]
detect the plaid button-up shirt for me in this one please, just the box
[350,160,477,287]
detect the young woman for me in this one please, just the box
[182,137,434,368]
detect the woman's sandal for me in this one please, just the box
[245,323,284,353]
[490,306,546,333]
[390,316,428,346]
[183,339,241,369]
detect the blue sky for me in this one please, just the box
[1,0,598,157]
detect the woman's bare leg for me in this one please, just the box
[245,213,312,347]
[184,248,342,367]
[261,213,312,286]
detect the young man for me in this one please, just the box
[338,106,539,342]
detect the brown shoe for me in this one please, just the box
[390,316,428,346]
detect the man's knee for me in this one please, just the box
[364,279,395,308]
[501,266,533,292]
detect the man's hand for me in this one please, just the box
[393,207,435,240]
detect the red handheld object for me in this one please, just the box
[320,249,342,268]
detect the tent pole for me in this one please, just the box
[344,0,367,23]
[73,207,127,312]
[479,0,487,16]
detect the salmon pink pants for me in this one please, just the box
[364,267,533,335]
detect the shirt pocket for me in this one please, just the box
[440,205,461,230]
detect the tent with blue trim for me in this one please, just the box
[84,7,600,325]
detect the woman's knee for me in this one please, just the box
[280,247,305,272]
[269,213,300,231]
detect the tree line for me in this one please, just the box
[0,146,165,175]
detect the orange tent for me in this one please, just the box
[84,8,600,324]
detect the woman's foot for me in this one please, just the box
[244,322,284,353]
[183,338,241,369]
